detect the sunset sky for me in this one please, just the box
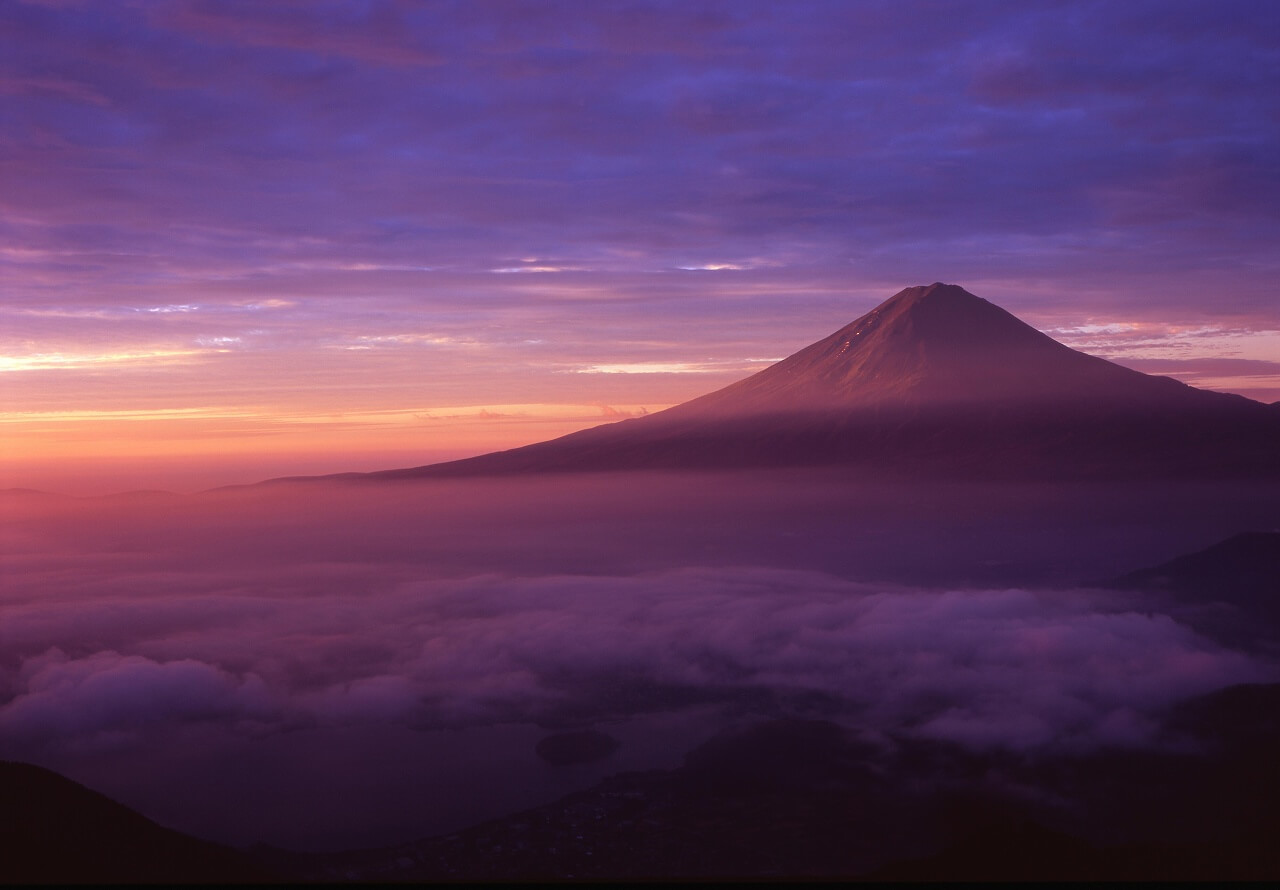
[3,0,1278,493]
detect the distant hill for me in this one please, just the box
[334,283,1280,481]
[1111,531,1280,602]
[1108,532,1280,643]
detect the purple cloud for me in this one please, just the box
[3,0,1276,314]
[3,475,1277,847]
[0,649,271,742]
[2,482,1271,755]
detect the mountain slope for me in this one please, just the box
[669,283,1185,414]
[353,283,1280,480]
[0,761,273,883]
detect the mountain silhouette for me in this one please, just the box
[334,283,1280,480]
[0,761,272,883]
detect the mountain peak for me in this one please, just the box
[859,282,1042,349]
[886,281,981,306]
[673,282,1103,414]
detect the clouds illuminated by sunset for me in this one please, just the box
[2,0,1278,491]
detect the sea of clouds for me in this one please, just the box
[2,476,1275,847]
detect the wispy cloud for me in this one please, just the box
[573,358,781,375]
[0,349,203,372]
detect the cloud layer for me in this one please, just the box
[4,476,1279,847]
[6,0,1276,301]
[4,570,1266,755]
[4,479,1274,758]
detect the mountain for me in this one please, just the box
[0,761,273,883]
[1111,531,1280,602]
[346,283,1280,480]
[1108,532,1280,646]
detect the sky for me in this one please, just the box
[3,0,1279,493]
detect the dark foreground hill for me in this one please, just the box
[0,761,273,883]
[11,701,1280,883]
[329,283,1280,482]
[256,701,1280,882]
[10,677,1280,882]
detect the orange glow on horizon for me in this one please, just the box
[0,402,665,494]
[5,300,1277,495]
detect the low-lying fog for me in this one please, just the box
[2,472,1278,850]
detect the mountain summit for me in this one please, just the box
[360,283,1280,481]
[668,282,1181,416]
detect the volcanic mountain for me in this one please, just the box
[358,283,1280,480]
